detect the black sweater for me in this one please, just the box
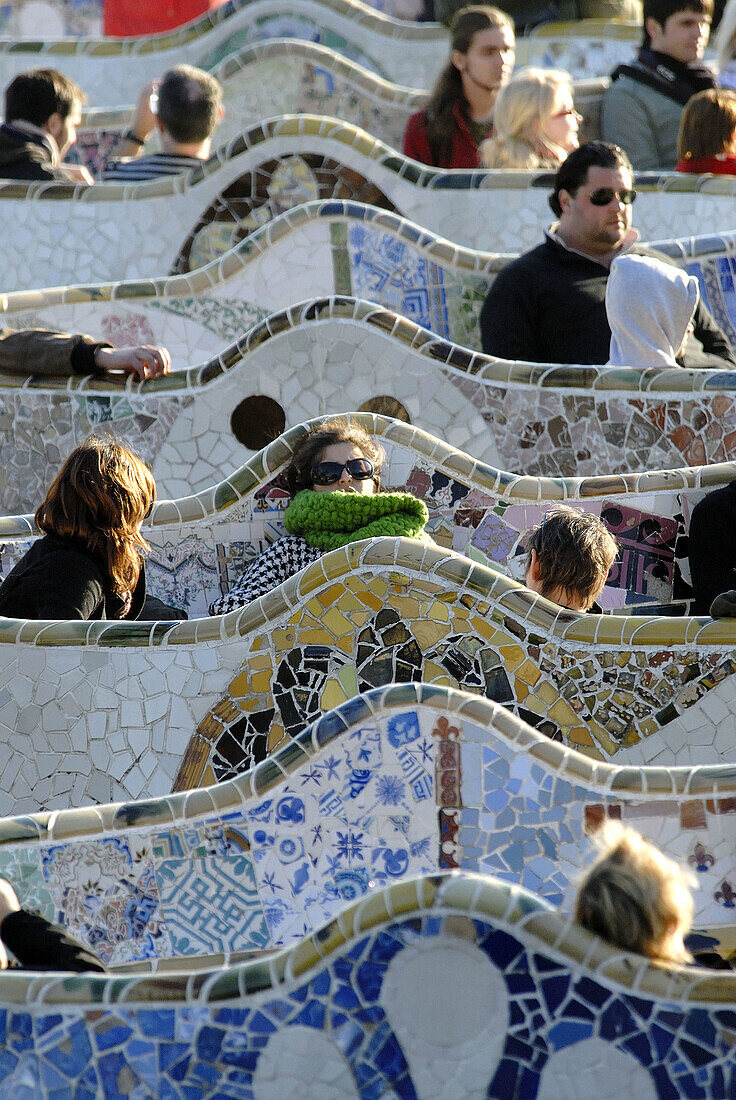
[0,535,146,621]
[2,909,106,972]
[479,235,736,367]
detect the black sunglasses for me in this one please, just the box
[587,187,637,207]
[311,458,375,486]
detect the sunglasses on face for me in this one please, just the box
[310,457,375,485]
[587,187,637,207]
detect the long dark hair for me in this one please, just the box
[36,436,156,596]
[424,6,514,167]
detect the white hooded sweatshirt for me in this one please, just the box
[606,253,700,368]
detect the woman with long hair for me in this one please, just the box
[402,6,515,168]
[482,67,580,169]
[0,436,156,620]
[676,87,736,173]
[209,417,429,614]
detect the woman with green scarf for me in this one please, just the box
[209,418,429,615]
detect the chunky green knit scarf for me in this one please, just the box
[283,490,429,551]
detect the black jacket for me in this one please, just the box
[0,534,146,621]
[480,235,736,367]
[0,123,71,182]
[688,481,736,615]
[2,909,106,972]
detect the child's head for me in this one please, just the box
[575,823,695,965]
[524,505,618,611]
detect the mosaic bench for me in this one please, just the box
[2,116,735,291]
[0,871,733,1097]
[4,682,736,967]
[0,408,729,620]
[5,298,736,512]
[3,533,736,810]
[69,40,606,177]
[0,0,450,103]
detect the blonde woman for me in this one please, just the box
[481,68,580,169]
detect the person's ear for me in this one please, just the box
[451,49,466,73]
[527,549,541,583]
[644,15,663,41]
[558,187,573,214]
[44,111,63,141]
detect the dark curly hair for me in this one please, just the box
[285,418,386,496]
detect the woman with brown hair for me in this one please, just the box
[209,417,429,614]
[0,436,156,620]
[402,6,515,168]
[676,87,736,173]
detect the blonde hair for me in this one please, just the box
[36,436,156,597]
[482,67,573,169]
[677,88,736,160]
[575,823,695,965]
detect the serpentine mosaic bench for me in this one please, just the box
[0,871,734,1098]
[0,409,728,616]
[6,298,736,511]
[0,0,449,103]
[4,683,736,967]
[3,116,735,291]
[3,531,736,810]
[70,40,607,177]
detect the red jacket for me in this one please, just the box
[402,103,490,169]
[676,154,736,175]
[104,0,227,34]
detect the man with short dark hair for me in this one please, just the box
[0,68,91,183]
[601,0,714,170]
[479,141,735,366]
[102,65,224,182]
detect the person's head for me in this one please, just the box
[35,436,156,596]
[482,67,579,168]
[642,0,712,60]
[285,418,385,497]
[156,64,223,147]
[607,253,700,367]
[575,823,695,965]
[550,141,635,258]
[4,68,85,156]
[678,87,736,161]
[524,504,618,611]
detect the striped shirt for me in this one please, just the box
[101,153,204,182]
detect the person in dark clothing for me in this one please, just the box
[0,327,171,382]
[402,6,515,168]
[688,481,736,614]
[0,879,105,972]
[0,68,92,184]
[602,0,715,170]
[0,436,167,621]
[479,141,736,367]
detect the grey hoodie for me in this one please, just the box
[606,254,700,368]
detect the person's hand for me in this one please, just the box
[61,163,94,185]
[95,344,172,381]
[129,79,159,144]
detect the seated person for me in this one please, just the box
[482,68,580,169]
[606,253,701,367]
[523,504,618,612]
[209,418,429,614]
[688,479,736,614]
[480,141,736,368]
[103,65,224,182]
[0,436,184,621]
[0,877,105,972]
[575,823,695,965]
[402,6,514,168]
[0,68,92,184]
[601,0,715,171]
[676,87,736,172]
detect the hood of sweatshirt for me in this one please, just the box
[606,253,700,368]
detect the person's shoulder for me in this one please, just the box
[494,240,554,279]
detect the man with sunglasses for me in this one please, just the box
[480,141,735,368]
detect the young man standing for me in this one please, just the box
[601,0,714,170]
